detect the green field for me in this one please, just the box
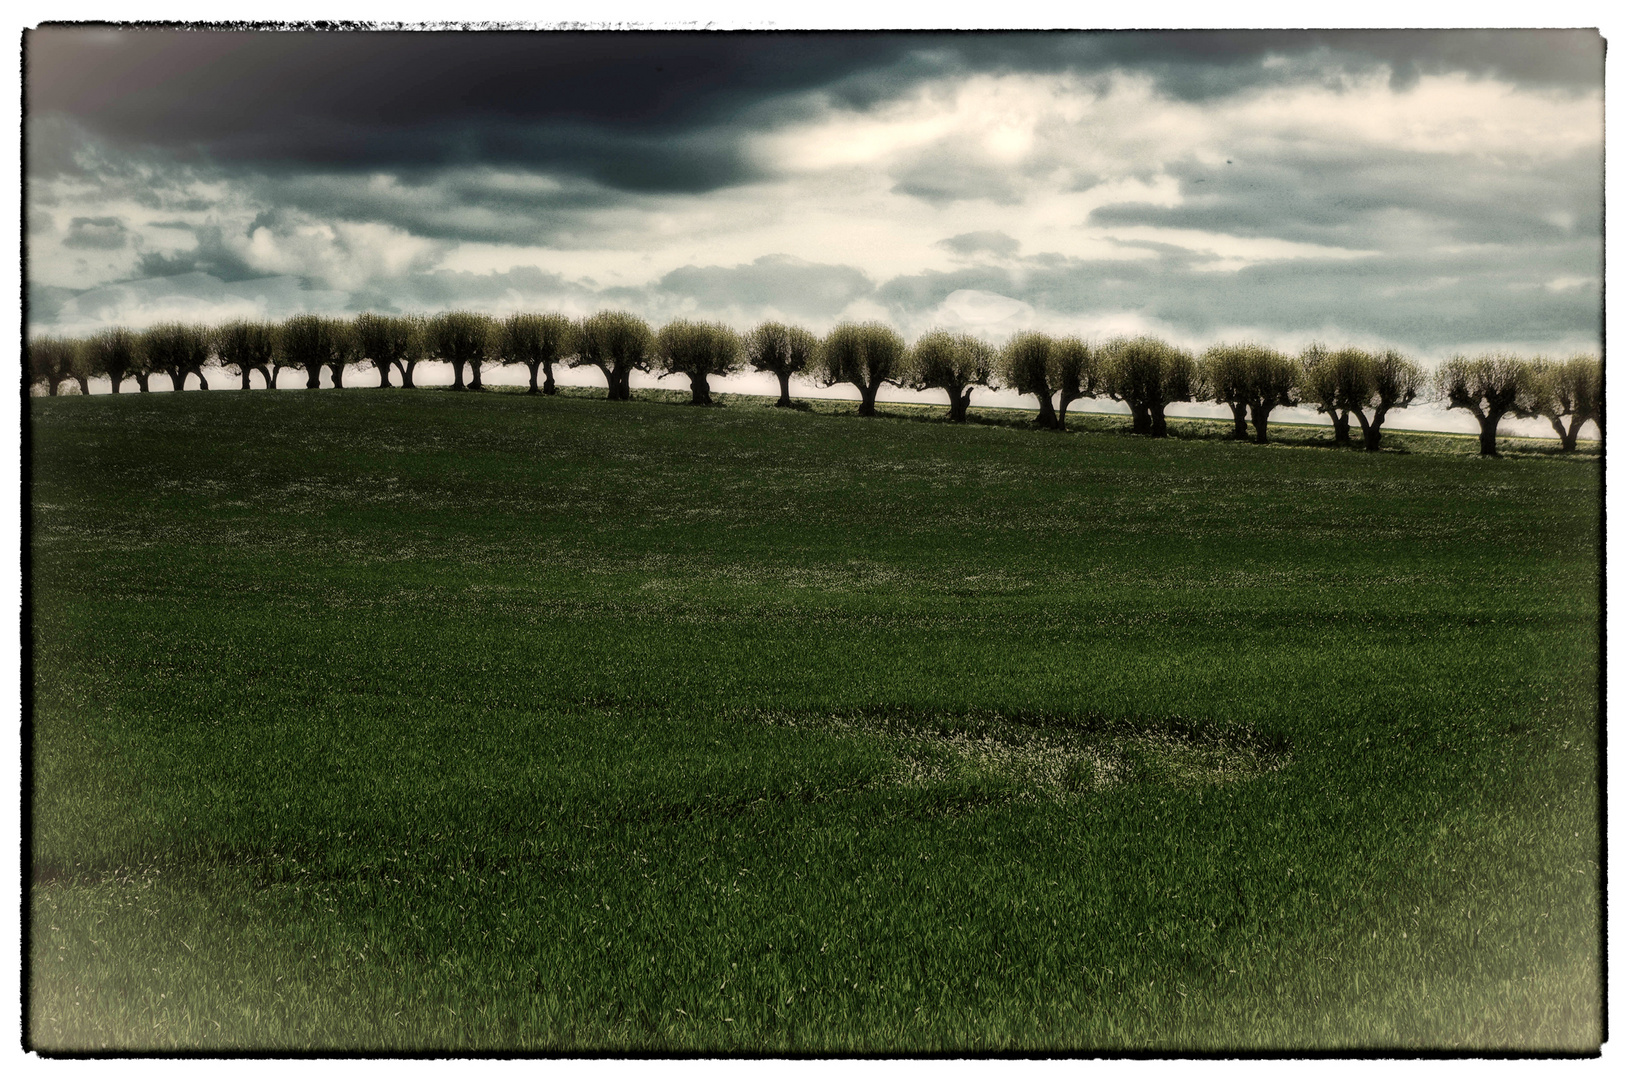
[27,386,1603,1052]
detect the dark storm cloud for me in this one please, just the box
[132,222,265,282]
[1087,146,1604,249]
[878,245,1601,352]
[62,216,128,249]
[656,255,875,319]
[27,28,1603,193]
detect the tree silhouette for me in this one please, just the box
[1436,353,1532,457]
[1349,349,1424,452]
[141,323,212,391]
[655,320,743,405]
[1104,337,1196,438]
[214,321,278,390]
[28,337,78,396]
[428,311,495,391]
[817,323,906,417]
[1052,336,1102,427]
[572,311,654,401]
[279,315,351,390]
[1000,331,1058,428]
[1200,345,1255,439]
[496,313,575,395]
[1203,344,1298,444]
[744,322,817,408]
[354,313,425,389]
[1298,344,1368,446]
[906,329,995,423]
[83,327,139,394]
[1522,354,1603,452]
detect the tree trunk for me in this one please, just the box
[46,377,61,396]
[1229,402,1249,440]
[450,358,467,390]
[255,365,273,389]
[135,372,150,392]
[73,375,91,395]
[469,363,484,391]
[170,370,188,392]
[1033,390,1058,428]
[1149,401,1169,438]
[197,370,209,390]
[1130,402,1150,434]
[948,386,972,423]
[543,364,557,395]
[376,362,391,388]
[775,372,792,408]
[526,362,541,394]
[688,372,713,405]
[108,371,123,394]
[398,361,416,389]
[305,364,322,389]
[1248,402,1271,444]
[1058,389,1081,429]
[1478,413,1502,457]
[326,362,344,389]
[857,382,878,416]
[1332,409,1351,445]
[238,369,251,390]
[1563,414,1587,452]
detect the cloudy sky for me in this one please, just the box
[26,25,1605,382]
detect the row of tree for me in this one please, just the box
[27,311,1605,455]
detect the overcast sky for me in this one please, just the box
[26,26,1605,369]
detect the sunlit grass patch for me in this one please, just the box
[749,707,1291,801]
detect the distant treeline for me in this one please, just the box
[27,311,1604,456]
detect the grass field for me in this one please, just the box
[27,386,1603,1052]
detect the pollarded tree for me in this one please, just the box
[744,322,818,408]
[355,312,427,388]
[1052,336,1103,427]
[573,310,654,401]
[1242,346,1299,444]
[999,331,1059,428]
[655,319,743,405]
[214,320,278,390]
[326,323,360,389]
[817,322,907,417]
[83,327,140,394]
[1522,354,1603,452]
[1298,344,1368,446]
[1103,336,1197,438]
[280,314,352,390]
[1200,345,1256,440]
[141,322,212,391]
[1436,353,1533,457]
[1351,348,1424,453]
[28,336,78,396]
[496,312,575,395]
[905,329,995,423]
[427,311,495,391]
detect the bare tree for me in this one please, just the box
[1052,336,1103,427]
[28,337,78,396]
[816,322,906,417]
[83,327,139,394]
[572,311,654,401]
[1436,353,1532,457]
[1350,348,1424,452]
[744,322,818,408]
[1522,354,1603,452]
[999,331,1059,428]
[496,312,575,395]
[655,320,743,405]
[427,311,495,391]
[141,323,212,391]
[904,329,995,422]
[1103,337,1197,438]
[1298,344,1367,445]
[214,320,278,390]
